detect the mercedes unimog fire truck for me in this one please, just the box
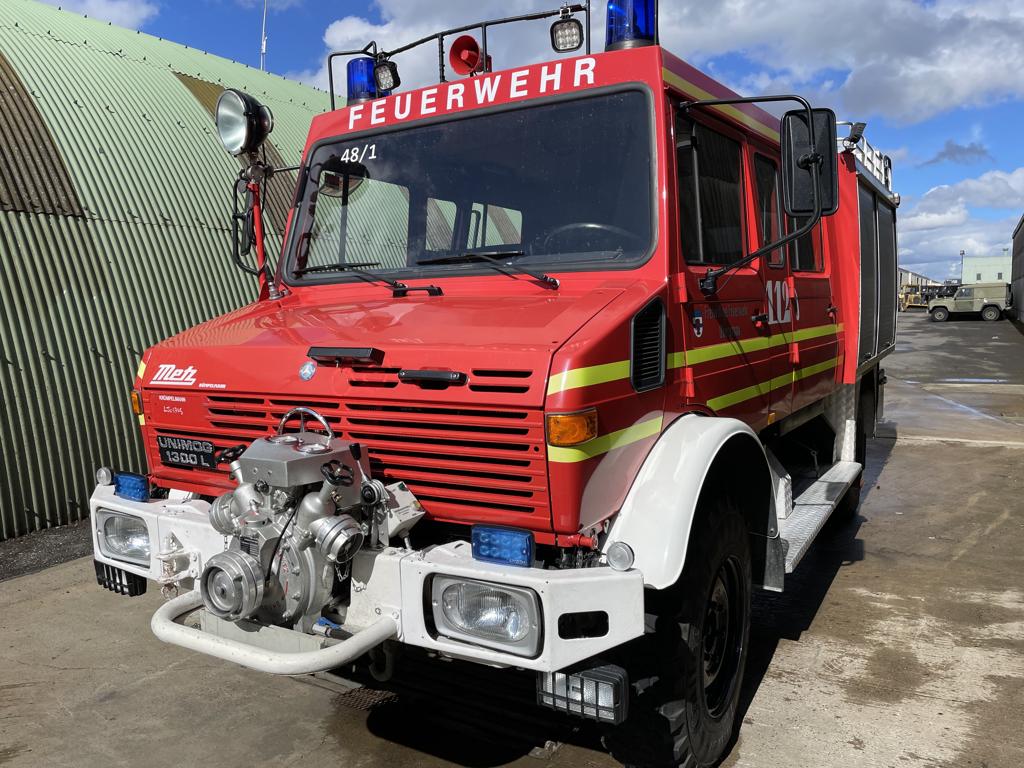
[89,2,899,765]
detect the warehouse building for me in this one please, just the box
[0,0,326,539]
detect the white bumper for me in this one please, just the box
[91,486,645,674]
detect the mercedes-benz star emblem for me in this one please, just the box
[299,361,317,381]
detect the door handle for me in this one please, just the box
[751,313,769,330]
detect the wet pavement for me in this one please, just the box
[1,312,1022,768]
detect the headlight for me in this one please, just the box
[432,577,541,657]
[97,511,151,566]
[215,88,274,157]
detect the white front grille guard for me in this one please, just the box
[151,591,397,675]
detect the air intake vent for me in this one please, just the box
[631,299,666,392]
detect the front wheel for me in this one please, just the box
[606,504,751,768]
[981,305,1002,322]
[931,307,949,322]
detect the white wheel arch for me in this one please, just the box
[602,413,773,590]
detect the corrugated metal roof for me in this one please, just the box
[0,0,327,539]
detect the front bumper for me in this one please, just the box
[91,485,645,674]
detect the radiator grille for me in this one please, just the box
[149,395,549,521]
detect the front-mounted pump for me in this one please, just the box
[199,407,424,633]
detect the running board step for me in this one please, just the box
[778,461,862,573]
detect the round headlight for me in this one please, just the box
[215,88,274,157]
[101,514,150,562]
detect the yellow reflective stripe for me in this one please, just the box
[548,415,663,464]
[547,360,630,395]
[549,325,842,393]
[663,68,780,143]
[707,358,839,411]
[679,323,840,368]
[136,360,147,380]
[138,415,146,426]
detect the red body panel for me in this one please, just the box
[136,45,876,541]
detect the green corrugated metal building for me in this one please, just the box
[0,0,327,539]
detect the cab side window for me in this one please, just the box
[678,119,745,265]
[753,155,785,267]
[788,216,823,272]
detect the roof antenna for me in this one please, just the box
[259,0,269,71]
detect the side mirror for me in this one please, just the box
[780,108,838,218]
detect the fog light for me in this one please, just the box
[606,541,634,571]
[538,664,629,723]
[432,577,541,657]
[97,511,151,566]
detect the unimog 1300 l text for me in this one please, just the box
[90,3,899,765]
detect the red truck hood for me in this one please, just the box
[138,288,623,533]
[147,289,622,406]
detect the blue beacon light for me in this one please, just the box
[606,0,658,51]
[347,57,390,104]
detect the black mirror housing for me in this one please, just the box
[780,108,839,218]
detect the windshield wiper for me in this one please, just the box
[293,262,443,298]
[418,251,559,289]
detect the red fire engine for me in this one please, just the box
[90,2,898,765]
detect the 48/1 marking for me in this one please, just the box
[338,144,378,163]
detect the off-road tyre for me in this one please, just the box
[605,504,751,768]
[981,305,1002,322]
[930,307,949,322]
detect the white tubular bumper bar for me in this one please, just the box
[151,592,398,676]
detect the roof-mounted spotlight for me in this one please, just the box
[551,10,584,53]
[844,121,867,148]
[606,0,658,52]
[374,59,401,93]
[215,88,274,157]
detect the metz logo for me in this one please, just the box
[150,364,198,387]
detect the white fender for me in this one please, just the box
[602,413,770,590]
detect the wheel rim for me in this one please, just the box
[701,556,745,718]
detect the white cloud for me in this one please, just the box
[40,0,158,29]
[897,166,1021,278]
[661,0,1024,123]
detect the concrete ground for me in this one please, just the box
[1,312,1022,768]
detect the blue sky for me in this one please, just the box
[46,0,1024,281]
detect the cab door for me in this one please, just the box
[751,153,793,422]
[787,218,840,413]
[676,113,771,430]
[952,286,975,313]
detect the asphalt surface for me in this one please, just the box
[1,312,1022,768]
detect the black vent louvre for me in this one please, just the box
[631,299,666,392]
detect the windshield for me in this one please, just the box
[286,90,654,284]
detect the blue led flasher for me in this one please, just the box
[471,525,534,568]
[606,0,657,51]
[346,57,389,104]
[114,472,150,503]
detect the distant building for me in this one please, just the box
[898,268,939,288]
[0,0,326,540]
[961,254,1011,284]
